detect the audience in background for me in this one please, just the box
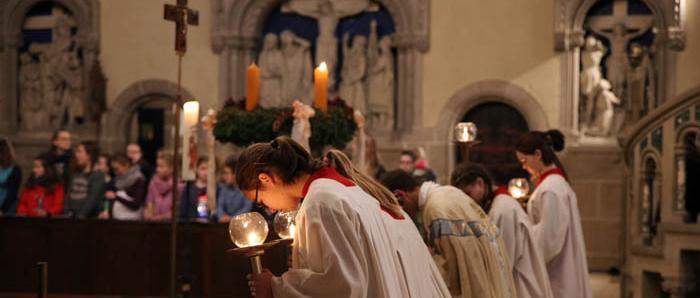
[64,142,106,219]
[399,149,436,184]
[216,155,253,223]
[0,138,22,216]
[17,156,64,217]
[95,153,113,184]
[144,152,181,221]
[106,154,146,220]
[126,143,154,182]
[180,156,210,222]
[42,129,73,189]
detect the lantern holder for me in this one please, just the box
[226,238,293,274]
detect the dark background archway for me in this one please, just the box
[456,101,529,184]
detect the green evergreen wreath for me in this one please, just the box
[213,98,357,154]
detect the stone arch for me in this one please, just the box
[436,80,550,175]
[0,0,99,133]
[211,0,429,133]
[101,79,194,153]
[553,0,685,137]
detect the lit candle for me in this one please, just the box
[246,62,260,111]
[183,101,200,128]
[314,62,328,113]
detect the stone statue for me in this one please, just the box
[367,21,394,127]
[291,100,316,152]
[19,53,45,130]
[282,0,377,89]
[280,30,313,106]
[259,33,284,107]
[580,36,605,127]
[339,33,368,114]
[628,43,657,121]
[586,80,620,137]
[63,49,84,124]
[25,13,84,128]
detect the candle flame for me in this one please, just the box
[319,62,327,71]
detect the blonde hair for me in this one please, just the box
[325,149,403,215]
[157,151,174,167]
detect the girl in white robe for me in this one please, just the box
[236,137,449,298]
[451,163,553,298]
[515,130,592,298]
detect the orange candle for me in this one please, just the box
[246,62,260,111]
[314,62,328,113]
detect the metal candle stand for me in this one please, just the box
[226,238,293,274]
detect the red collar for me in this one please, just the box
[301,167,405,220]
[536,167,566,187]
[301,167,355,197]
[494,185,510,197]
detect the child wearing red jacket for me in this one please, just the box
[17,157,64,217]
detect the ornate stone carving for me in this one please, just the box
[366,21,394,128]
[279,30,313,106]
[212,0,430,134]
[282,0,376,89]
[339,33,368,114]
[258,33,283,107]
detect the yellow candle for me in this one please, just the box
[314,62,328,113]
[246,62,260,111]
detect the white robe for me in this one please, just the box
[382,209,451,298]
[272,174,448,297]
[528,174,592,298]
[490,193,553,298]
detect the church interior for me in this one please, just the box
[1,0,699,297]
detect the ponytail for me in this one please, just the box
[325,149,403,216]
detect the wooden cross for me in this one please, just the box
[164,0,199,54]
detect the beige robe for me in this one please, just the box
[490,193,553,298]
[420,182,517,298]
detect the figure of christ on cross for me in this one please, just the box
[164,0,199,55]
[587,0,653,101]
[282,0,377,89]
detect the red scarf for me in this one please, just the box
[536,167,566,187]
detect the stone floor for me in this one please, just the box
[591,272,621,298]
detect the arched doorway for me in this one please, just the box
[102,79,194,160]
[456,101,529,183]
[126,96,176,165]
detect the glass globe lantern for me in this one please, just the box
[508,178,531,200]
[229,212,269,248]
[454,122,477,143]
[228,212,269,274]
[274,210,298,240]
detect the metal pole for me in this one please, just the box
[37,262,47,298]
[169,53,184,298]
[250,255,263,274]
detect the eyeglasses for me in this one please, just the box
[254,183,263,208]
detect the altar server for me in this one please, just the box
[237,137,449,298]
[515,130,591,298]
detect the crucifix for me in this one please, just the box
[587,0,653,100]
[163,0,198,297]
